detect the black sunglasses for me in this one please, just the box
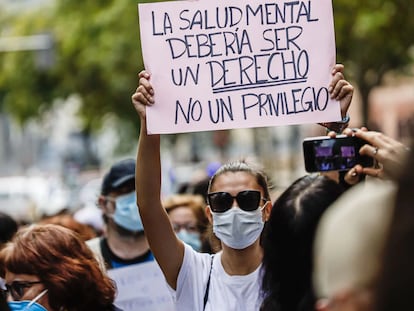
[207,190,266,213]
[5,281,42,300]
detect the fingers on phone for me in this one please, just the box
[362,167,382,179]
[342,128,355,136]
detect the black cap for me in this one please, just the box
[101,159,136,195]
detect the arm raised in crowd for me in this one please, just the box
[329,63,354,118]
[131,70,184,289]
[319,64,354,133]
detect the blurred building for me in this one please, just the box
[369,81,414,145]
[0,0,53,12]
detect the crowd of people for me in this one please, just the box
[130,64,413,311]
[0,62,412,311]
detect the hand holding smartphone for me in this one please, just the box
[303,135,374,173]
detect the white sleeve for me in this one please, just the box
[171,243,213,311]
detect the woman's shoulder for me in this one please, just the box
[181,244,219,279]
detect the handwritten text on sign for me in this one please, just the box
[108,261,175,311]
[138,0,339,134]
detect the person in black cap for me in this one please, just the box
[87,158,174,310]
[87,158,154,269]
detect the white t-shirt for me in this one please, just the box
[170,244,263,311]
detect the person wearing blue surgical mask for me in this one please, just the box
[0,224,120,311]
[0,271,52,311]
[3,273,50,311]
[163,194,211,253]
[87,159,155,269]
[86,159,175,311]
[7,287,48,311]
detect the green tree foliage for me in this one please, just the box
[0,0,413,130]
[0,9,57,120]
[333,0,414,123]
[0,0,163,130]
[51,0,145,130]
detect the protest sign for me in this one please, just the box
[138,0,339,134]
[108,261,175,311]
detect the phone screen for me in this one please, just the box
[302,136,374,172]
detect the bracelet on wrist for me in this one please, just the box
[318,114,350,133]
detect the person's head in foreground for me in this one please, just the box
[373,138,414,311]
[0,224,117,311]
[313,181,396,311]
[261,174,344,311]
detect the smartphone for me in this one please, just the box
[302,135,374,172]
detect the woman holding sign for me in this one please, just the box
[131,64,353,310]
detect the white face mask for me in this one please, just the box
[212,205,265,249]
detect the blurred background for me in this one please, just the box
[0,0,413,223]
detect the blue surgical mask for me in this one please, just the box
[176,229,201,252]
[112,192,144,232]
[8,289,48,311]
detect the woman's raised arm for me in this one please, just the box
[132,70,185,289]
